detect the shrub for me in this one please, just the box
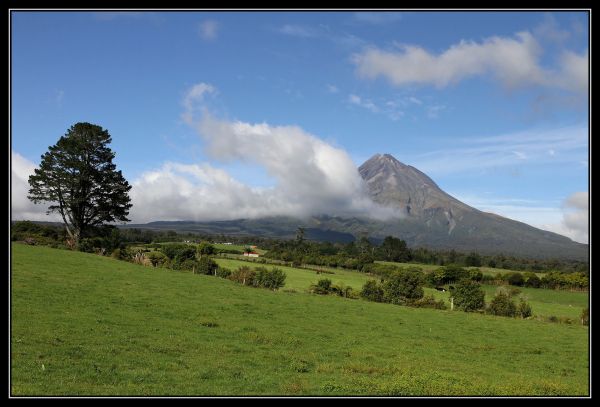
[77,238,96,253]
[146,251,168,267]
[215,267,232,279]
[254,267,286,290]
[507,272,525,286]
[177,259,197,271]
[382,270,424,305]
[162,243,195,260]
[111,248,122,259]
[197,241,216,257]
[517,299,533,318]
[451,279,485,312]
[411,295,447,310]
[175,247,197,262]
[442,265,469,284]
[468,268,483,282]
[487,290,517,317]
[508,287,522,297]
[311,279,332,294]
[229,266,256,286]
[524,273,541,288]
[196,257,218,275]
[360,280,384,302]
[331,283,356,298]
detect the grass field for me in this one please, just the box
[11,244,589,396]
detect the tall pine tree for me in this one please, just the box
[28,122,132,247]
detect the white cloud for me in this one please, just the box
[348,93,379,113]
[556,49,588,94]
[279,24,318,38]
[11,151,60,222]
[556,191,588,244]
[533,13,571,44]
[181,82,217,124]
[408,96,422,105]
[426,104,446,119]
[326,84,339,94]
[127,83,399,223]
[353,31,588,95]
[198,20,219,41]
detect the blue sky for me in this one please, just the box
[10,10,589,243]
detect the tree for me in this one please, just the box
[507,272,525,286]
[196,257,218,275]
[28,123,132,248]
[197,241,216,259]
[465,252,482,267]
[382,270,424,305]
[360,280,384,302]
[451,279,485,312]
[377,236,410,262]
[487,290,517,317]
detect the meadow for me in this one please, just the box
[217,258,588,321]
[11,244,589,396]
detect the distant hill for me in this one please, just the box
[121,153,588,261]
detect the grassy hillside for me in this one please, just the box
[11,244,589,396]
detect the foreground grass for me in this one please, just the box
[11,244,589,396]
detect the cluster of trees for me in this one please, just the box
[263,234,587,275]
[309,279,356,298]
[224,266,286,290]
[410,247,588,274]
[354,269,535,320]
[449,283,533,319]
[264,235,410,270]
[359,270,447,310]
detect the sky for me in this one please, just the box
[10,10,589,243]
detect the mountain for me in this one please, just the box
[122,153,588,261]
[356,153,588,260]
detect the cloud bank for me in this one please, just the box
[560,191,588,244]
[353,31,588,95]
[128,83,396,223]
[11,151,60,222]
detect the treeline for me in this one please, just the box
[263,235,588,275]
[11,221,588,275]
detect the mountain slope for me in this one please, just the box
[356,153,587,260]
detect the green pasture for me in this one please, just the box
[11,244,589,396]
